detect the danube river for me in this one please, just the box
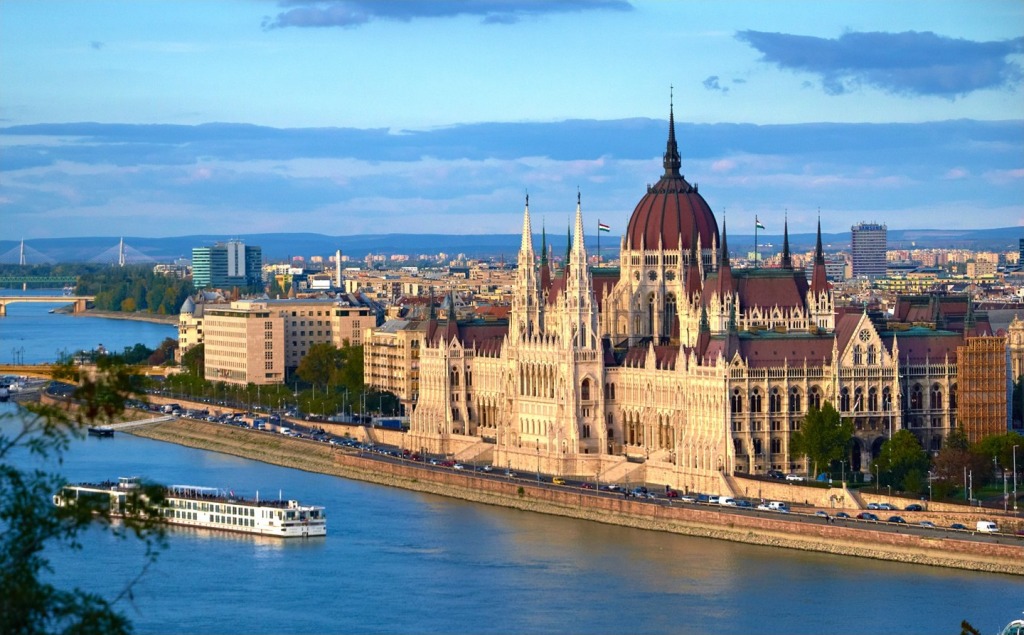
[2,295,1023,634]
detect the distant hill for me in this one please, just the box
[1,227,1020,264]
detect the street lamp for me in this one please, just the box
[1014,444,1019,515]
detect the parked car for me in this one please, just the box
[878,503,896,511]
[679,495,697,503]
[719,497,738,506]
[887,516,906,524]
[904,503,923,511]
[785,473,805,482]
[665,489,679,498]
[857,512,880,521]
[866,503,881,510]
[735,500,753,508]
[708,495,720,504]
[767,470,784,479]
[767,501,790,512]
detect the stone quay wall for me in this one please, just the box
[125,418,1024,576]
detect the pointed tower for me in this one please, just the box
[563,191,598,349]
[511,195,542,341]
[808,217,834,331]
[781,215,793,269]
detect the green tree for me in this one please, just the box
[975,431,1024,482]
[789,401,853,477]
[296,343,347,390]
[180,344,205,379]
[0,358,167,634]
[876,429,930,492]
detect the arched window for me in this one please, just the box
[840,387,851,412]
[788,387,802,413]
[854,387,864,412]
[868,387,878,412]
[867,345,876,365]
[769,387,782,413]
[581,378,591,401]
[930,384,942,410]
[664,293,677,339]
[853,345,862,365]
[647,294,655,336]
[750,389,762,414]
[731,388,743,414]
[911,384,923,410]
[734,438,744,454]
[950,384,957,410]
[882,387,892,411]
[809,386,822,411]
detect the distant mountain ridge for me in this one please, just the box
[1,227,1020,264]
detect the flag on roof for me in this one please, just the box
[755,217,765,230]
[598,221,610,233]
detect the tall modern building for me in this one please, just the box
[192,241,263,289]
[851,222,887,278]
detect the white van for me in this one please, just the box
[719,497,738,506]
[976,520,998,533]
[767,501,790,512]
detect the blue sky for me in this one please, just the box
[1,0,1022,241]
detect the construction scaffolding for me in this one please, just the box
[956,336,1009,443]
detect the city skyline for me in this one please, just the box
[1,1,1022,239]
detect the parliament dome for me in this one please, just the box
[625,107,719,253]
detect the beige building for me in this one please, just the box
[203,301,285,385]
[180,295,377,383]
[364,106,1000,489]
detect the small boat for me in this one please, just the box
[997,615,1024,635]
[53,476,326,538]
[87,426,115,437]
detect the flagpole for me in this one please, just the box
[597,219,601,265]
[754,217,758,268]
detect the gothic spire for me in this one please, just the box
[814,215,825,265]
[540,220,547,266]
[663,88,681,178]
[519,193,534,255]
[781,213,792,269]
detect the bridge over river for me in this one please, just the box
[0,363,177,380]
[0,295,94,317]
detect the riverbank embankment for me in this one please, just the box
[80,309,179,325]
[126,418,1024,576]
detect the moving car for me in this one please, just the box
[950,523,967,530]
[552,477,565,485]
[887,516,906,524]
[785,473,805,482]
[856,512,879,521]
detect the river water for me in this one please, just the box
[2,293,1022,634]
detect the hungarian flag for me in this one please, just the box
[598,221,610,233]
[755,217,765,230]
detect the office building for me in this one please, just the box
[851,222,887,278]
[192,241,263,290]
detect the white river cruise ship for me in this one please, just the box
[53,476,326,538]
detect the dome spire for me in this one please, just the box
[663,86,681,178]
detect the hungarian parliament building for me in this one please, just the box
[367,106,1012,493]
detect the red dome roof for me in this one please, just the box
[625,108,719,252]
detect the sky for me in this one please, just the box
[1,0,1022,242]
